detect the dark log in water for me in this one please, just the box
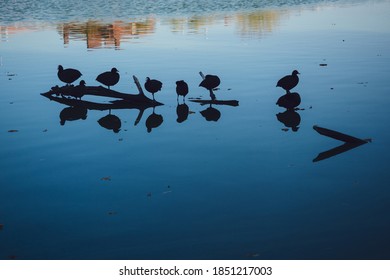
[41,75,162,106]
[313,142,367,162]
[189,99,239,107]
[313,125,370,144]
[313,125,371,162]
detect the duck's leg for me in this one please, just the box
[209,89,216,100]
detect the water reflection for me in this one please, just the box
[275,92,302,132]
[200,105,221,122]
[1,9,285,48]
[276,109,301,132]
[59,106,87,125]
[145,107,164,133]
[98,110,122,133]
[176,102,189,123]
[58,19,156,49]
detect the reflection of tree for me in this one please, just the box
[234,11,283,38]
[2,9,285,47]
[165,10,283,37]
[58,19,156,49]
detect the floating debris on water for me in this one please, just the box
[319,63,328,66]
[108,211,117,215]
[8,129,18,133]
[0,224,3,230]
[101,176,111,181]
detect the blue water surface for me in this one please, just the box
[0,0,389,259]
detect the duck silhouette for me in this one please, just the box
[145,107,163,133]
[98,111,121,133]
[200,105,221,122]
[57,65,82,85]
[145,77,163,100]
[176,102,189,123]
[73,80,86,100]
[276,110,301,132]
[199,74,220,100]
[96,68,120,89]
[176,80,189,101]
[59,106,87,125]
[276,70,300,93]
[276,92,301,109]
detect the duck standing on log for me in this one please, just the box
[96,68,120,89]
[57,65,82,85]
[145,77,163,100]
[276,70,300,93]
[73,80,86,100]
[176,80,189,101]
[199,73,220,100]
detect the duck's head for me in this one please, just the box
[292,70,300,75]
[79,80,86,86]
[111,67,119,73]
[58,65,63,71]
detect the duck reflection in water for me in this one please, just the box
[200,105,221,122]
[59,106,87,125]
[146,106,163,133]
[98,110,121,133]
[176,102,189,123]
[276,92,301,110]
[276,109,301,132]
[276,91,302,132]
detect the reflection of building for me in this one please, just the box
[58,19,156,49]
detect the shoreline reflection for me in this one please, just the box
[1,9,285,48]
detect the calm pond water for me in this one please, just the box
[0,0,389,260]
